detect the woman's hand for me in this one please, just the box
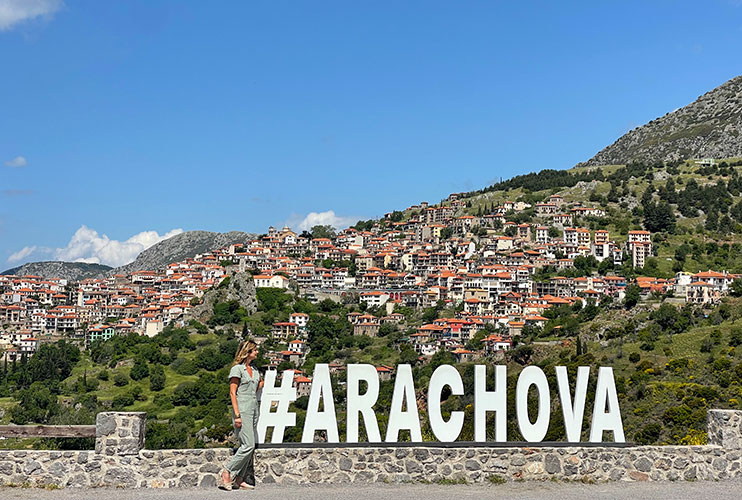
[234,417,242,428]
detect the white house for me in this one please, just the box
[253,275,290,289]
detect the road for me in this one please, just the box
[1,482,741,500]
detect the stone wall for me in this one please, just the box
[1,410,741,488]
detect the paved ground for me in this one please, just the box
[1,482,742,500]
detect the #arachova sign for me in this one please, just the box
[257,364,624,444]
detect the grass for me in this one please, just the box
[61,351,200,416]
[419,477,470,485]
[0,397,15,424]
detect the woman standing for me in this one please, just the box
[219,340,263,490]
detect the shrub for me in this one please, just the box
[171,358,198,376]
[700,338,713,353]
[113,373,129,387]
[729,328,742,347]
[634,423,661,445]
[149,365,166,392]
[112,393,135,409]
[130,358,149,381]
[666,358,690,374]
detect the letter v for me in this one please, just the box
[556,366,589,443]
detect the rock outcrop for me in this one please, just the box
[584,75,742,165]
[186,271,258,322]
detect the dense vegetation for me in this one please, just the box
[2,284,742,448]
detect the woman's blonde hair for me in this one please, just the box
[233,340,257,366]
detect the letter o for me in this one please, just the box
[516,366,550,442]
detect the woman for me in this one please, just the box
[219,340,263,491]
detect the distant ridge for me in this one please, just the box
[111,230,256,275]
[1,230,256,280]
[1,261,112,281]
[584,75,742,166]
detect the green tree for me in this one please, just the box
[651,303,679,332]
[624,284,641,309]
[466,330,488,350]
[27,340,80,383]
[149,364,166,392]
[643,201,675,233]
[130,357,149,381]
[310,225,337,239]
[509,345,534,365]
[9,382,60,424]
[399,344,419,365]
[113,372,129,386]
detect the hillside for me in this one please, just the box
[0,261,112,281]
[583,75,742,165]
[439,155,742,279]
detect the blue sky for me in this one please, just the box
[1,0,741,268]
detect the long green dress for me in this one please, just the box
[224,363,260,483]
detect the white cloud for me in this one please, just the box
[7,245,37,264]
[54,226,183,267]
[0,0,62,31]
[6,225,183,267]
[293,210,357,232]
[4,155,27,167]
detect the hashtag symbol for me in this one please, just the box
[258,370,296,443]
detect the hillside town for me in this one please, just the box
[1,194,739,370]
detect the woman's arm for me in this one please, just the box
[229,377,241,427]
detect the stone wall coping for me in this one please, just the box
[257,441,635,449]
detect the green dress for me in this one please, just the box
[224,363,260,482]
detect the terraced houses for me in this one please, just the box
[1,198,740,364]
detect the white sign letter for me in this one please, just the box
[474,364,507,442]
[302,364,339,443]
[516,366,550,442]
[258,370,296,443]
[346,364,381,443]
[556,366,589,442]
[385,364,422,442]
[590,367,625,443]
[428,364,464,442]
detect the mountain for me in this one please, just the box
[1,261,113,281]
[2,231,257,279]
[584,75,742,166]
[110,230,256,275]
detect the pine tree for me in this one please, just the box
[706,209,719,231]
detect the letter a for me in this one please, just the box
[589,367,625,443]
[302,364,339,443]
[346,364,381,442]
[385,364,422,442]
